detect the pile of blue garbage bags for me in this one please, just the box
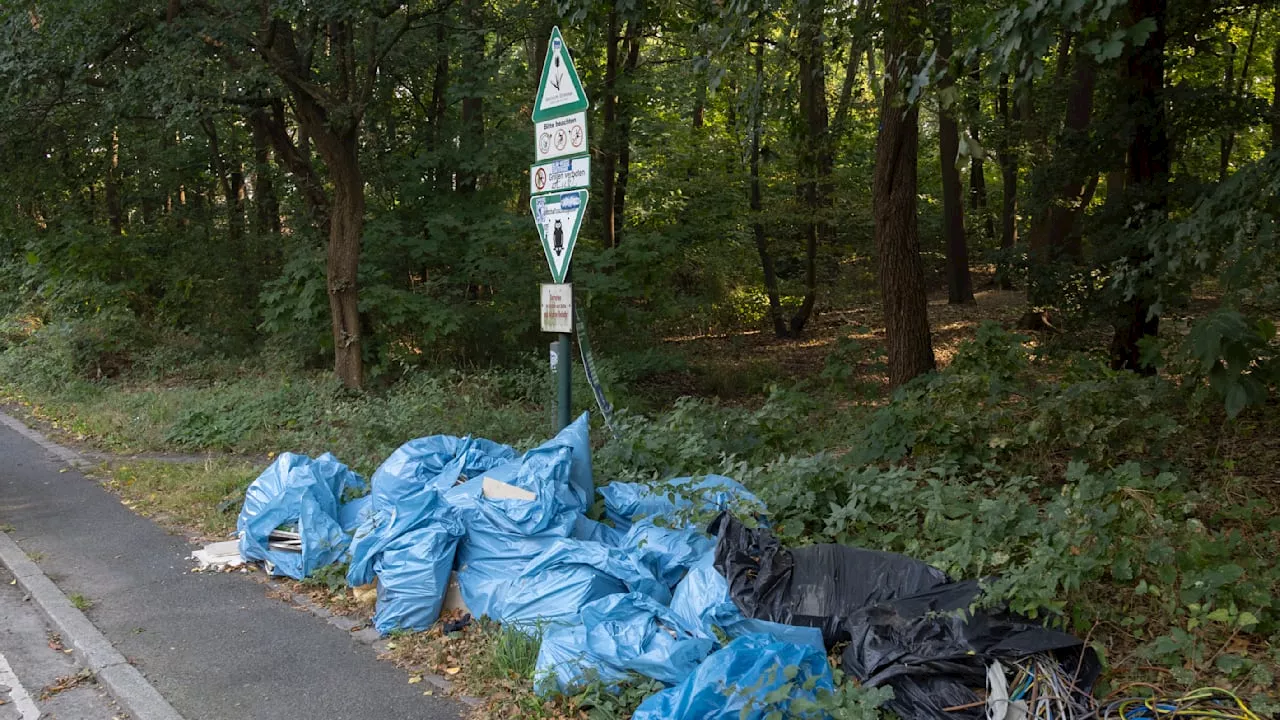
[236,413,1097,720]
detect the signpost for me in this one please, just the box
[532,27,588,432]
[530,156,590,195]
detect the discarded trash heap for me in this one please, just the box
[236,413,1100,720]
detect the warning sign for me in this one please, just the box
[535,111,588,162]
[532,27,589,122]
[531,155,590,195]
[540,283,573,333]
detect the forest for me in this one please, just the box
[1,0,1280,717]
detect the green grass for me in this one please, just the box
[68,593,92,610]
[101,460,260,535]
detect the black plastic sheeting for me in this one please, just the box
[709,513,1100,720]
[709,512,950,646]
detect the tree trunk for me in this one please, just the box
[792,0,831,334]
[997,73,1018,290]
[459,0,485,194]
[1027,51,1095,281]
[875,0,935,386]
[937,2,973,305]
[1274,38,1280,151]
[600,8,620,248]
[320,130,365,390]
[105,129,123,236]
[1220,6,1262,181]
[866,46,881,105]
[968,61,994,240]
[613,22,642,247]
[1110,0,1168,373]
[750,37,788,338]
[833,0,875,141]
[250,115,281,237]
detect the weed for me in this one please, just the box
[100,461,258,535]
[0,523,14,533]
[68,593,92,611]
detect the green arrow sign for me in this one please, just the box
[530,189,588,283]
[532,27,589,122]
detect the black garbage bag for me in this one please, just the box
[842,581,1101,720]
[709,513,1100,720]
[708,512,950,647]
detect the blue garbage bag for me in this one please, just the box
[534,624,630,696]
[348,436,514,586]
[623,519,713,588]
[630,634,834,720]
[573,516,624,546]
[371,435,516,504]
[372,511,466,635]
[601,475,765,533]
[582,593,714,685]
[669,555,824,651]
[455,417,596,616]
[497,539,671,629]
[338,494,372,534]
[455,489,579,619]
[238,452,367,580]
[534,592,714,695]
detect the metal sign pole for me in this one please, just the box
[531,27,589,434]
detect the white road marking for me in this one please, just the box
[0,648,41,719]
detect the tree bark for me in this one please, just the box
[321,131,365,391]
[1027,50,1095,281]
[968,61,994,240]
[1220,6,1262,181]
[1273,38,1280,151]
[937,2,973,305]
[600,8,620,248]
[866,47,881,106]
[1110,0,1168,373]
[750,37,788,338]
[250,114,281,237]
[613,22,642,247]
[996,73,1018,290]
[792,0,831,333]
[459,0,485,194]
[833,0,875,141]
[875,0,935,386]
[105,129,123,236]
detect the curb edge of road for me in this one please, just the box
[0,411,186,720]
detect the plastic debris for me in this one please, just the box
[496,539,670,628]
[372,510,466,635]
[621,519,713,588]
[710,511,950,646]
[630,633,834,720]
[191,540,244,570]
[535,624,629,696]
[455,417,595,617]
[841,581,1100,720]
[237,452,367,580]
[601,475,764,533]
[347,435,515,586]
[534,592,713,694]
[669,554,825,651]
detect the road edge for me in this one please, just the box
[0,411,185,720]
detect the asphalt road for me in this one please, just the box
[0,420,462,720]
[0,562,124,720]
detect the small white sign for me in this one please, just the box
[535,111,588,162]
[531,155,590,195]
[541,284,573,333]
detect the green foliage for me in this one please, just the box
[569,677,666,720]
